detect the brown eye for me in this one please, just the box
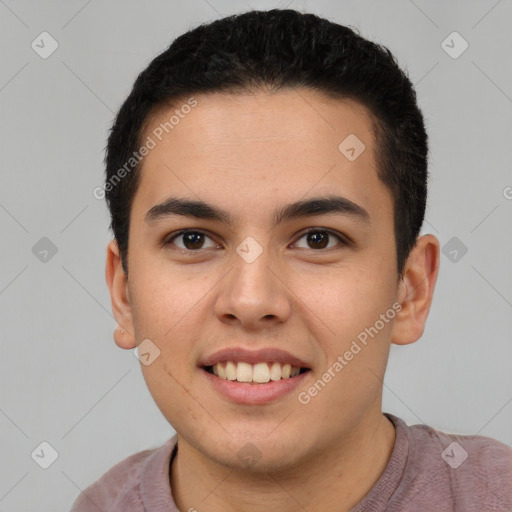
[165,230,217,251]
[294,229,348,250]
[306,231,329,249]
[163,228,350,253]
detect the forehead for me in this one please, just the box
[133,89,392,227]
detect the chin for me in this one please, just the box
[213,446,304,474]
[195,429,308,473]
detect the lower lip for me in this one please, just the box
[200,368,310,405]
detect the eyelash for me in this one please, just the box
[162,228,353,253]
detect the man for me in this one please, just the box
[72,9,512,511]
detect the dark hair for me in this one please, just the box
[105,9,428,277]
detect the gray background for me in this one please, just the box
[0,0,511,510]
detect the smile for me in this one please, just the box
[204,361,310,384]
[201,363,311,405]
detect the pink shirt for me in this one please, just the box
[70,413,512,511]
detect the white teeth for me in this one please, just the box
[217,363,227,380]
[269,361,282,381]
[236,362,253,382]
[210,361,304,383]
[225,361,237,381]
[252,362,270,383]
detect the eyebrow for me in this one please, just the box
[145,195,371,227]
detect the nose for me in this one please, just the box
[214,242,292,330]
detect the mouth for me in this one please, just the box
[202,361,311,384]
[198,347,313,403]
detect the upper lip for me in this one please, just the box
[200,347,311,369]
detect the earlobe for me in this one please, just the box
[113,326,135,350]
[105,239,137,349]
[391,234,440,346]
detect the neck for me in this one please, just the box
[170,411,396,512]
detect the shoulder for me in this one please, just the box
[408,419,512,473]
[404,417,512,509]
[69,436,177,512]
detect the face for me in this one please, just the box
[107,89,435,472]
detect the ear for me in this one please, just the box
[391,234,440,345]
[105,239,137,349]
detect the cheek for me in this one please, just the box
[307,267,396,349]
[129,268,214,365]
[130,267,190,330]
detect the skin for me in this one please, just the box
[106,88,440,511]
